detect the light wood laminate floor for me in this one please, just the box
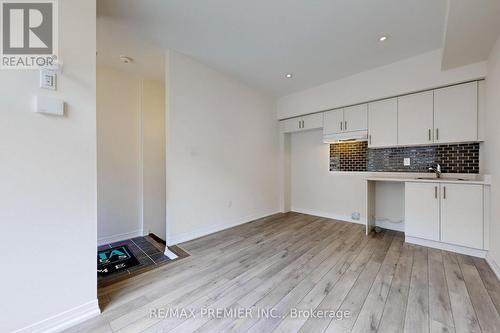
[67,213,500,333]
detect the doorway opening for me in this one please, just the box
[95,14,186,299]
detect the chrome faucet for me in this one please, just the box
[429,164,442,178]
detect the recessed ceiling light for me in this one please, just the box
[285,73,293,78]
[119,55,134,63]
[379,36,388,42]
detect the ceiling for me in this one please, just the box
[97,17,165,81]
[97,0,448,96]
[442,0,500,70]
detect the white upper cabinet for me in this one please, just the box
[434,81,478,144]
[282,81,481,144]
[398,91,434,146]
[281,117,302,133]
[323,109,344,135]
[281,113,323,133]
[368,98,398,148]
[343,104,368,132]
[324,104,367,135]
[301,113,323,131]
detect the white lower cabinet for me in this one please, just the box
[405,182,484,250]
[440,184,483,249]
[405,183,440,241]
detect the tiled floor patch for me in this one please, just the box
[97,235,189,288]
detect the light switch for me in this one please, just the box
[40,70,57,90]
[404,157,411,166]
[35,95,64,116]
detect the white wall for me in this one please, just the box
[0,1,98,332]
[484,35,500,274]
[97,66,166,244]
[142,79,166,240]
[289,130,405,229]
[290,130,367,223]
[165,51,280,245]
[97,66,142,243]
[278,49,486,119]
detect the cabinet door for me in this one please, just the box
[434,81,478,143]
[368,98,398,147]
[441,184,483,249]
[281,118,302,133]
[398,91,434,146]
[302,113,323,131]
[405,182,440,241]
[323,109,344,135]
[344,104,367,132]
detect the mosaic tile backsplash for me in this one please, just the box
[329,141,367,172]
[330,142,480,174]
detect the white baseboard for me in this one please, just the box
[291,208,365,226]
[374,219,405,232]
[406,236,487,258]
[166,210,279,245]
[290,209,407,233]
[14,299,100,333]
[97,229,143,246]
[486,253,500,281]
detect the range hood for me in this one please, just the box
[323,130,368,143]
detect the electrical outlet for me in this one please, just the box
[404,157,411,166]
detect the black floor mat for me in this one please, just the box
[97,245,139,277]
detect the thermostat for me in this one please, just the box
[35,95,64,116]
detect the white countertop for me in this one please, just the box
[365,176,490,185]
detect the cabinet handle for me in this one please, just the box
[345,121,347,130]
[436,128,439,141]
[434,186,437,199]
[301,120,304,128]
[428,129,431,141]
[443,186,446,199]
[340,121,343,131]
[369,135,372,144]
